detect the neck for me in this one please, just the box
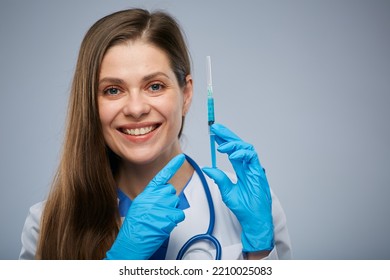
[116,153,194,200]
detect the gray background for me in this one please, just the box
[1,0,389,259]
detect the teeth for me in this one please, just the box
[123,125,156,136]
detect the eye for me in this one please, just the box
[103,87,121,95]
[148,83,165,93]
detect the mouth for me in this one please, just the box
[119,124,160,136]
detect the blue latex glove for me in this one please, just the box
[202,124,274,252]
[105,154,186,260]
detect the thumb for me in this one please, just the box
[202,167,233,198]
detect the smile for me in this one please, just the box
[120,125,158,136]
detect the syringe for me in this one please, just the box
[207,56,217,168]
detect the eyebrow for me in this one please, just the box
[99,72,171,85]
[98,77,125,85]
[142,72,171,82]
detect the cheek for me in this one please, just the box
[161,95,184,124]
[98,108,109,130]
[169,98,186,137]
[98,99,118,128]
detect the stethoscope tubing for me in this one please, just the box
[176,233,222,260]
[176,155,222,260]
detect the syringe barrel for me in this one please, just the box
[208,96,215,125]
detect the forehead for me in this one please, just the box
[99,40,173,79]
[102,40,169,65]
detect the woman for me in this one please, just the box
[19,8,292,260]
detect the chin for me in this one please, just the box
[120,148,165,165]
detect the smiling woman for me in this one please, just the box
[98,41,192,169]
[19,8,291,260]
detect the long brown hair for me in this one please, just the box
[37,8,191,259]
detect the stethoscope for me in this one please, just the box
[176,155,222,260]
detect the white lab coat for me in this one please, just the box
[19,169,292,260]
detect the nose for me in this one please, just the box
[122,91,151,119]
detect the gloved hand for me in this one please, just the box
[105,154,186,260]
[202,124,274,252]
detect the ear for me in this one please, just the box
[182,74,193,116]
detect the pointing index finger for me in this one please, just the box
[149,154,186,187]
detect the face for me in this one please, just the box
[98,40,192,167]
